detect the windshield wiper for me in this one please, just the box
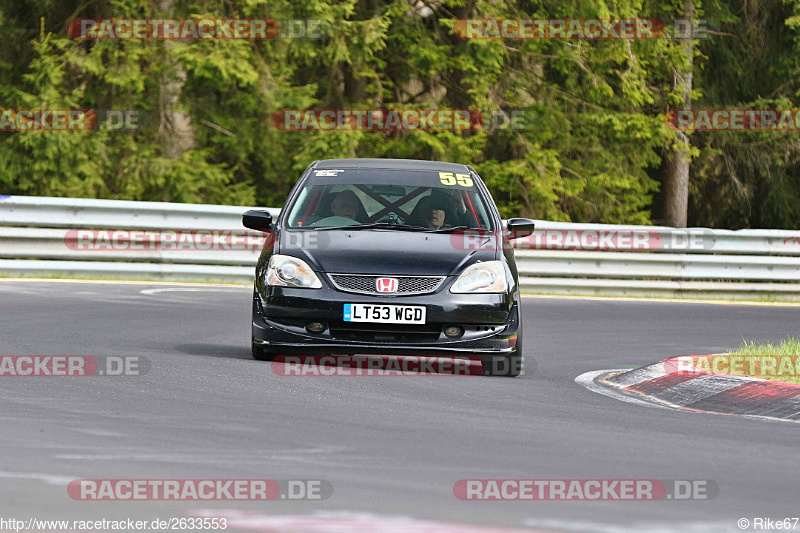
[314,222,429,231]
[425,225,476,233]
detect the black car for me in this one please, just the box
[242,158,535,376]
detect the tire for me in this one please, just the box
[252,286,278,361]
[252,342,278,362]
[482,321,523,377]
[481,354,522,377]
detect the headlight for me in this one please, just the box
[450,261,508,293]
[266,254,322,288]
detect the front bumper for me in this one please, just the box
[252,284,520,356]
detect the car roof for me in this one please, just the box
[311,158,471,173]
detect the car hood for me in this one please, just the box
[278,229,499,276]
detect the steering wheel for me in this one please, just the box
[374,212,405,225]
[311,215,360,227]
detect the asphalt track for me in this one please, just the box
[1,279,799,532]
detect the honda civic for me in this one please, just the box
[243,158,535,376]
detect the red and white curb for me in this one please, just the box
[576,357,800,423]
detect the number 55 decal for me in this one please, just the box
[439,172,474,187]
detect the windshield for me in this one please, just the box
[284,168,494,231]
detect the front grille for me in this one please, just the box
[328,274,445,296]
[328,322,442,343]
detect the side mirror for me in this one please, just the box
[506,218,536,240]
[242,210,273,231]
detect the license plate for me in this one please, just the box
[343,303,426,324]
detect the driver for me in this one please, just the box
[330,190,362,220]
[412,196,449,229]
[432,189,477,227]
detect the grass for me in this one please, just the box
[731,337,800,357]
[720,337,800,384]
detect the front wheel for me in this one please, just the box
[481,353,522,377]
[481,322,523,377]
[252,342,278,361]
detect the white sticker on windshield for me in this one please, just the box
[314,169,345,176]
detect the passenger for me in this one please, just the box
[329,190,362,220]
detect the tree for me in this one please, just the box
[660,1,696,227]
[1,0,799,229]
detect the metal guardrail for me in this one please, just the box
[1,195,799,299]
[0,195,280,230]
